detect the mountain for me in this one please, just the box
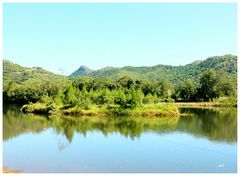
[3,60,65,86]
[70,65,94,77]
[69,54,237,84]
[3,54,237,87]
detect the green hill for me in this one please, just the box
[3,54,237,86]
[3,60,68,103]
[3,60,65,86]
[70,65,94,77]
[2,54,237,106]
[70,54,237,85]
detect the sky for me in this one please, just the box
[3,3,237,75]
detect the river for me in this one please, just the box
[3,104,237,173]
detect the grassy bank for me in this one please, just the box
[175,102,236,108]
[170,97,237,108]
[21,103,180,117]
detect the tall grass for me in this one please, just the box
[22,103,180,117]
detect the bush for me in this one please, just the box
[78,98,92,110]
[165,97,175,103]
[143,93,154,104]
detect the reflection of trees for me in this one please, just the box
[177,108,237,143]
[3,105,237,149]
[49,116,179,141]
[55,132,70,151]
[3,104,51,141]
[3,105,179,143]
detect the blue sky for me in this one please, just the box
[3,3,237,75]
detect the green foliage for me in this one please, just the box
[21,102,57,114]
[159,80,172,99]
[176,79,197,102]
[197,69,220,101]
[4,105,236,143]
[165,97,175,103]
[143,93,154,104]
[125,86,139,109]
[78,98,92,110]
[62,84,77,107]
[3,54,237,113]
[114,90,127,108]
[212,97,237,107]
[136,88,144,105]
[69,55,237,87]
[3,60,65,85]
[216,75,237,97]
[97,89,114,105]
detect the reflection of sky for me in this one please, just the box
[3,129,237,173]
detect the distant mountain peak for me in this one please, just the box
[69,55,237,83]
[70,65,94,77]
[79,65,89,69]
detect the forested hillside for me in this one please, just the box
[3,54,237,112]
[3,60,67,103]
[70,54,237,85]
[3,60,65,85]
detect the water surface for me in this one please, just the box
[3,104,237,173]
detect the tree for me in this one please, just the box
[136,88,144,105]
[159,80,172,99]
[143,93,154,104]
[177,79,197,102]
[197,69,219,101]
[97,88,114,105]
[118,76,133,88]
[114,90,126,108]
[125,86,139,109]
[62,84,77,107]
[216,75,236,97]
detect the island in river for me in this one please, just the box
[3,55,237,118]
[2,55,237,173]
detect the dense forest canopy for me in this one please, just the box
[3,54,237,113]
[70,54,237,85]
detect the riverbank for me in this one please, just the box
[173,102,237,108]
[21,103,180,117]
[174,97,237,107]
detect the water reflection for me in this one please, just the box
[3,104,237,148]
[178,108,237,142]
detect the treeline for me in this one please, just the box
[3,69,237,110]
[70,55,237,84]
